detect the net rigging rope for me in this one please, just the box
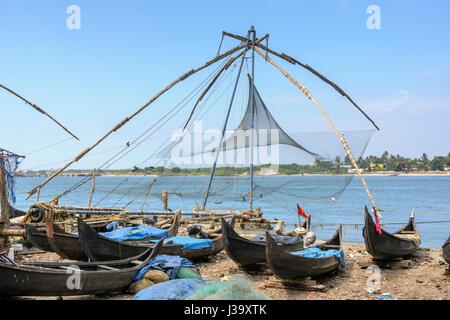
[94,57,239,208]
[55,57,231,202]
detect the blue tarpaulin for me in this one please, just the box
[99,225,169,241]
[133,279,205,300]
[150,236,213,251]
[135,255,200,281]
[289,247,346,267]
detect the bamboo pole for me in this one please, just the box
[255,48,379,215]
[87,169,96,207]
[221,31,379,131]
[0,84,80,140]
[25,42,248,200]
[183,33,269,131]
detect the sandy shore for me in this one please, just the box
[7,240,449,301]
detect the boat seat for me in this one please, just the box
[97,265,119,271]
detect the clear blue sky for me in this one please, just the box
[0,0,449,170]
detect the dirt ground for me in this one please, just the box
[6,239,447,301]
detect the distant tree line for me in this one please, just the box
[28,152,449,176]
[356,151,450,172]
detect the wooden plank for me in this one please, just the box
[262,280,327,292]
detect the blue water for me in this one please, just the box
[12,175,450,248]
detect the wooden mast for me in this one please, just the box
[254,48,379,215]
[249,26,256,212]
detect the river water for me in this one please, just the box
[11,175,450,248]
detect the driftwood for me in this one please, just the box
[25,42,249,200]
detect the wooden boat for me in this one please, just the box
[77,215,233,261]
[222,216,307,266]
[0,239,163,296]
[25,223,54,253]
[363,206,420,260]
[442,236,450,265]
[265,226,343,280]
[46,222,87,261]
[24,212,181,260]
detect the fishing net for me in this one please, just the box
[187,275,271,300]
[0,149,23,204]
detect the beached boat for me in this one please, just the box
[25,223,54,253]
[265,226,343,280]
[222,216,308,266]
[46,221,87,261]
[0,239,163,296]
[442,236,450,265]
[363,206,420,260]
[24,211,181,260]
[77,215,233,261]
[47,211,181,261]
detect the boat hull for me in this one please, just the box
[0,240,163,296]
[222,217,305,266]
[363,206,419,260]
[77,216,225,261]
[443,236,450,264]
[265,226,342,280]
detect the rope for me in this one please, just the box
[284,220,450,228]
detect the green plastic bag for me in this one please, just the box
[176,267,202,279]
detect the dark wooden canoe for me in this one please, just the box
[46,222,87,261]
[25,224,54,253]
[442,236,450,265]
[265,225,343,280]
[0,239,163,296]
[77,215,232,261]
[222,216,307,266]
[363,205,420,260]
[26,212,181,260]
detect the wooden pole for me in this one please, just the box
[162,190,168,211]
[25,42,248,200]
[0,156,10,246]
[201,29,253,211]
[0,84,79,140]
[255,48,379,214]
[87,169,96,207]
[221,31,379,131]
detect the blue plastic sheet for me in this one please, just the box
[150,236,213,251]
[135,255,200,281]
[133,279,205,300]
[289,247,346,267]
[99,225,169,241]
[106,221,119,231]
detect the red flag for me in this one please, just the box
[373,207,382,235]
[297,204,310,219]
